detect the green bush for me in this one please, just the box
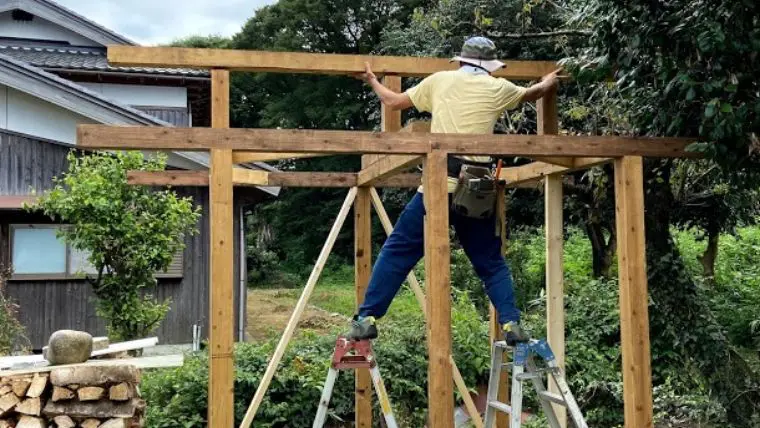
[0,264,28,356]
[143,293,488,427]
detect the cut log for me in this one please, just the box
[15,398,41,416]
[11,380,31,397]
[43,399,139,419]
[107,384,132,402]
[16,416,44,428]
[50,366,139,387]
[0,419,12,428]
[26,375,47,398]
[0,386,10,396]
[77,387,104,402]
[98,419,126,428]
[53,415,75,428]
[67,385,79,391]
[79,419,100,428]
[51,387,75,402]
[0,393,20,416]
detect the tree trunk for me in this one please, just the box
[585,222,616,279]
[698,227,719,280]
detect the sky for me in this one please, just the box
[55,0,277,45]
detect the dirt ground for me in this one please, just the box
[245,289,348,341]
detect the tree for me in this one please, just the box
[36,152,201,341]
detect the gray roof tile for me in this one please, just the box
[0,44,209,77]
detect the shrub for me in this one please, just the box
[0,264,28,355]
[142,294,488,427]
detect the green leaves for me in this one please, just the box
[34,152,201,341]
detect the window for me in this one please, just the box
[9,224,183,280]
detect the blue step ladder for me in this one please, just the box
[484,339,588,428]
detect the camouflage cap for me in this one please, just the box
[451,36,505,73]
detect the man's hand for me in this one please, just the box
[541,68,562,88]
[521,68,562,103]
[356,62,377,83]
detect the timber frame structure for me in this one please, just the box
[76,46,696,428]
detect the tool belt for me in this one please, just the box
[451,163,497,219]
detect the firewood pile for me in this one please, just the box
[0,365,144,428]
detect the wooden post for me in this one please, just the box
[209,69,234,428]
[354,185,373,427]
[614,156,654,428]
[423,150,454,428]
[490,185,510,428]
[538,88,566,427]
[363,75,402,167]
[545,174,565,427]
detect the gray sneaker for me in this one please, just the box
[345,315,378,341]
[503,321,530,346]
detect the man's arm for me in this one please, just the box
[358,62,414,111]
[520,69,562,103]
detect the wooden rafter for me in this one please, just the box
[107,46,558,80]
[357,155,422,186]
[502,157,612,186]
[78,125,696,158]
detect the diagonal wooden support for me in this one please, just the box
[502,157,613,187]
[239,188,358,428]
[357,155,422,186]
[369,188,483,428]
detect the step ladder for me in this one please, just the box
[313,337,398,428]
[484,339,588,428]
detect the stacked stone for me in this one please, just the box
[0,365,144,428]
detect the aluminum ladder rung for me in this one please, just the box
[538,391,567,406]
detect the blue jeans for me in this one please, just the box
[358,192,520,324]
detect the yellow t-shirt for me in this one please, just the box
[406,70,527,192]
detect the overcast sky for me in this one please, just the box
[56,0,277,45]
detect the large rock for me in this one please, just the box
[44,330,93,365]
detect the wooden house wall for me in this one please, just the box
[0,130,256,348]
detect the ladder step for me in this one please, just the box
[516,373,541,381]
[487,400,512,414]
[538,391,567,406]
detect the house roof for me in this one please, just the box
[0,53,280,197]
[0,0,135,46]
[0,43,209,78]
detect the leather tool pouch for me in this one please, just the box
[451,164,497,219]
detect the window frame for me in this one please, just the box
[8,224,184,281]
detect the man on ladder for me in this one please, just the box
[348,36,560,346]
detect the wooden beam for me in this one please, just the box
[107,46,559,80]
[354,186,373,428]
[357,155,422,186]
[231,169,269,186]
[423,150,454,428]
[490,184,509,428]
[78,125,696,158]
[503,157,613,186]
[614,156,654,428]
[531,156,574,167]
[0,195,38,209]
[369,188,482,428]
[232,152,331,163]
[240,189,358,427]
[126,170,421,188]
[208,69,234,428]
[363,76,403,169]
[545,174,566,428]
[539,89,567,428]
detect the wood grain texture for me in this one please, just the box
[354,187,373,428]
[125,171,421,188]
[127,170,209,186]
[492,185,510,428]
[502,157,613,186]
[369,188,482,428]
[232,152,330,163]
[107,46,559,79]
[423,150,454,428]
[78,125,695,157]
[208,69,235,428]
[614,156,654,428]
[357,155,422,186]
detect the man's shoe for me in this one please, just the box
[503,321,530,346]
[345,315,378,341]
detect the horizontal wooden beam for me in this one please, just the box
[126,170,422,188]
[357,155,422,186]
[232,152,331,163]
[107,46,558,80]
[0,195,37,209]
[530,156,575,167]
[79,125,696,158]
[503,157,612,186]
